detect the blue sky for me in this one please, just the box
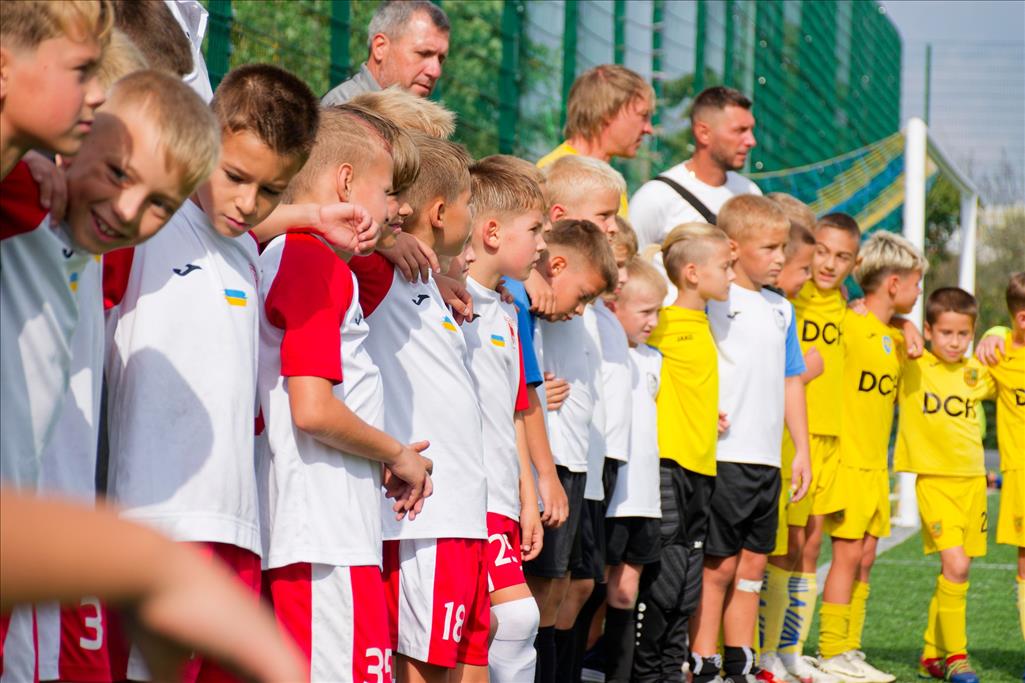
[879,0,1025,203]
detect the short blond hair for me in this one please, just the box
[766,194,817,259]
[469,155,545,219]
[350,85,456,139]
[543,155,626,212]
[717,194,788,241]
[621,257,668,302]
[855,231,928,294]
[1,0,112,49]
[661,222,730,287]
[97,29,148,90]
[105,70,219,195]
[564,65,654,142]
[402,133,472,221]
[612,215,638,262]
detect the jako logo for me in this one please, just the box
[923,392,977,418]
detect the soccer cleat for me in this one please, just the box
[759,652,799,683]
[779,655,842,683]
[919,656,945,679]
[818,652,868,680]
[942,654,980,683]
[840,651,896,683]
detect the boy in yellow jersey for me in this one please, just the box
[815,231,927,683]
[635,222,734,682]
[895,287,995,683]
[973,271,1025,649]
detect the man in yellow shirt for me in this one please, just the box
[973,271,1025,648]
[636,222,733,681]
[895,288,996,683]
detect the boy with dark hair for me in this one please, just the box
[103,63,319,682]
[896,287,995,683]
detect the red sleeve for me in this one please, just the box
[103,247,135,309]
[514,333,530,412]
[0,161,47,240]
[348,252,395,317]
[265,233,351,383]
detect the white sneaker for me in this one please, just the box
[759,652,799,683]
[779,654,842,683]
[842,651,895,683]
[818,652,866,681]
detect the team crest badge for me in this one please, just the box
[930,521,943,538]
[964,367,979,387]
[773,308,787,330]
[1014,515,1023,534]
[647,373,658,397]
[881,335,893,354]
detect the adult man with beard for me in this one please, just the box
[630,86,760,247]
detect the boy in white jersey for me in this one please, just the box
[0,69,218,683]
[691,194,812,683]
[603,258,666,682]
[453,155,547,682]
[348,133,489,683]
[636,223,734,683]
[103,64,318,682]
[257,105,433,682]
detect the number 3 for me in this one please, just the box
[79,597,103,651]
[365,647,393,683]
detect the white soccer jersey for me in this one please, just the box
[462,277,530,521]
[607,345,662,519]
[582,305,608,501]
[349,253,487,541]
[0,163,92,488]
[594,300,631,462]
[105,199,261,555]
[540,314,597,474]
[257,234,384,569]
[707,283,801,468]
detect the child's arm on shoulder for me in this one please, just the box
[377,231,440,284]
[288,376,433,521]
[252,202,377,255]
[975,325,1011,366]
[515,413,544,561]
[891,316,924,358]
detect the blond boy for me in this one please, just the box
[351,85,456,139]
[0,69,218,681]
[0,0,111,178]
[637,223,733,682]
[691,195,811,683]
[895,287,994,683]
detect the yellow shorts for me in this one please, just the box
[916,474,988,557]
[825,466,891,540]
[781,434,844,528]
[772,477,790,556]
[997,468,1025,548]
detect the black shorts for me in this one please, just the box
[657,460,715,550]
[524,466,587,578]
[705,462,781,557]
[570,498,606,580]
[606,516,660,566]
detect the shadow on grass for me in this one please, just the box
[866,646,1024,683]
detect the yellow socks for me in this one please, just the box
[931,575,969,658]
[1017,574,1025,641]
[846,580,870,651]
[777,572,816,656]
[818,602,850,659]
[922,590,941,660]
[759,564,791,653]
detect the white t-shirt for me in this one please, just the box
[629,162,762,248]
[349,253,487,541]
[105,199,262,555]
[540,314,597,474]
[594,300,631,462]
[607,345,662,518]
[38,257,103,502]
[257,234,384,569]
[165,0,213,103]
[462,277,530,521]
[707,283,803,468]
[0,163,92,489]
[582,305,608,501]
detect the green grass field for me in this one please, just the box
[807,494,1024,682]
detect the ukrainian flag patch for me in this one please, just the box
[441,315,458,332]
[490,334,506,347]
[69,272,79,293]
[224,288,248,307]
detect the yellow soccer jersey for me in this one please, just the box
[895,350,996,476]
[536,142,629,217]
[840,310,904,470]
[987,332,1024,472]
[648,306,718,475]
[792,281,847,436]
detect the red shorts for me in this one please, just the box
[264,563,392,683]
[383,538,490,668]
[486,512,526,593]
[113,542,261,682]
[36,599,125,682]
